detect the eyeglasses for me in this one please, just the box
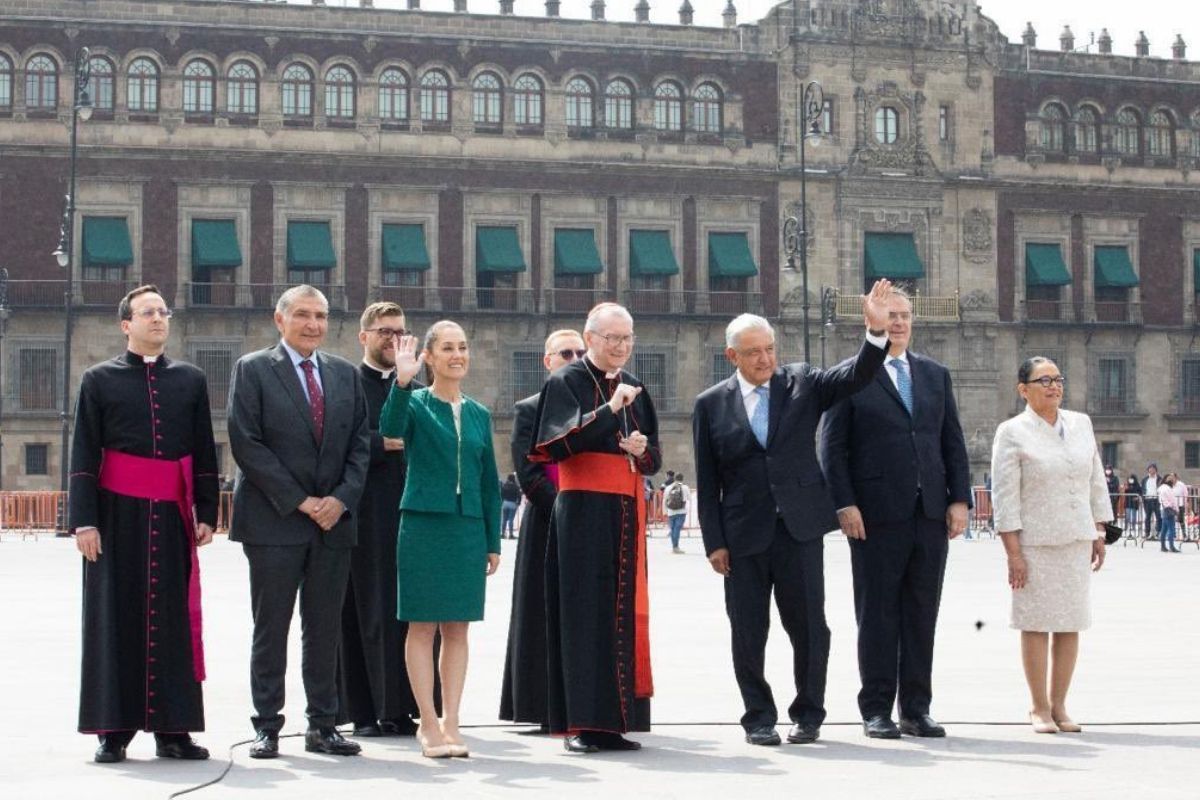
[132,307,173,320]
[594,333,636,347]
[366,327,410,338]
[1024,376,1066,388]
[551,348,587,361]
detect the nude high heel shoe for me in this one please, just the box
[1029,712,1058,734]
[1052,716,1082,733]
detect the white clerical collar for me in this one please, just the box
[362,358,394,380]
[585,354,620,380]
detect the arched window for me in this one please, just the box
[378,68,408,122]
[874,106,899,144]
[1113,107,1141,156]
[1039,103,1067,153]
[126,57,159,113]
[692,82,722,134]
[472,72,502,126]
[87,56,114,112]
[604,79,633,130]
[565,77,594,128]
[419,69,450,124]
[324,65,355,119]
[654,82,683,132]
[183,60,215,114]
[1146,109,1174,158]
[25,54,58,110]
[1074,106,1099,153]
[0,54,11,109]
[281,63,313,117]
[513,73,543,126]
[227,61,258,115]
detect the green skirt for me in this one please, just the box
[397,508,488,622]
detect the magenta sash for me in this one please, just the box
[98,449,205,682]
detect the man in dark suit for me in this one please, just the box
[819,287,971,740]
[227,284,371,759]
[692,280,892,747]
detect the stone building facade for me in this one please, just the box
[0,0,1197,491]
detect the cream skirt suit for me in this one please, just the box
[990,406,1113,632]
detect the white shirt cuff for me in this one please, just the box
[865,331,889,349]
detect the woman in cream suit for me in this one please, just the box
[990,357,1111,735]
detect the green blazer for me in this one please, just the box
[380,384,502,554]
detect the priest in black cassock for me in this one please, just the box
[531,304,661,753]
[70,285,219,764]
[337,302,421,737]
[500,328,585,733]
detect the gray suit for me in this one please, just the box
[228,343,370,732]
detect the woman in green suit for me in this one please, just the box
[380,321,501,759]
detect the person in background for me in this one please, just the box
[1158,474,1179,553]
[500,474,522,540]
[1123,476,1141,533]
[662,473,691,554]
[990,356,1110,735]
[1142,464,1162,540]
[1104,466,1120,519]
[1172,472,1189,542]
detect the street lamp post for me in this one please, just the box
[0,268,8,492]
[782,80,824,365]
[51,47,92,496]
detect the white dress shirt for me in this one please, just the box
[281,340,323,403]
[736,331,889,417]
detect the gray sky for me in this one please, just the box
[325,1,1193,59]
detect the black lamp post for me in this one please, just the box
[51,47,92,494]
[782,80,824,365]
[0,267,8,491]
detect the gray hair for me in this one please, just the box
[585,302,633,333]
[275,284,329,316]
[725,313,775,349]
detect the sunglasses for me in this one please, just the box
[552,348,588,361]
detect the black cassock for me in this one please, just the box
[337,363,420,725]
[531,357,661,734]
[69,351,218,734]
[499,393,557,725]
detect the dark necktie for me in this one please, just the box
[299,359,325,443]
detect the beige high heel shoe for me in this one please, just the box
[418,730,452,758]
[1052,716,1082,733]
[1029,712,1058,734]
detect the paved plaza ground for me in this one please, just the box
[0,526,1196,799]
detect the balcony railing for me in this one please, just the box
[1087,301,1142,325]
[183,283,348,311]
[5,280,140,309]
[1021,300,1076,323]
[367,286,762,317]
[834,290,960,322]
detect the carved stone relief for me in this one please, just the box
[962,208,993,264]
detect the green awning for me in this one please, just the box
[628,230,679,276]
[81,217,134,268]
[708,232,758,278]
[287,221,336,270]
[553,228,604,275]
[864,232,924,279]
[475,226,526,273]
[191,220,242,269]
[382,223,431,271]
[1093,245,1138,288]
[1025,243,1071,286]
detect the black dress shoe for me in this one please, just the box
[594,732,642,751]
[155,734,210,760]
[786,723,821,744]
[744,725,782,746]
[563,735,600,753]
[94,736,127,764]
[249,730,279,759]
[352,722,383,737]
[304,727,362,756]
[379,717,419,736]
[899,715,946,738]
[863,715,901,739]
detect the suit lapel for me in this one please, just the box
[875,361,908,416]
[271,344,318,441]
[725,374,752,436]
[315,352,334,448]
[765,370,786,448]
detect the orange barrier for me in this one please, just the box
[0,491,66,539]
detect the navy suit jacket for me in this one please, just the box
[818,351,971,527]
[692,338,888,558]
